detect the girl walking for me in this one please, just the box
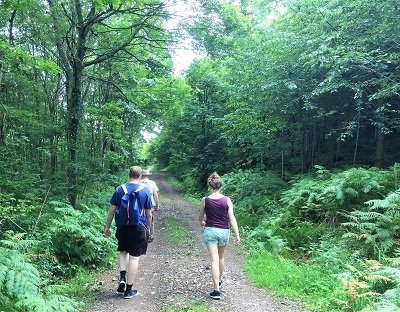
[199,172,240,300]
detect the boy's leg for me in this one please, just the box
[120,251,129,270]
[127,256,139,285]
[117,251,129,293]
[124,256,139,298]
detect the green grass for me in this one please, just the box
[165,301,212,312]
[164,217,195,245]
[245,251,344,311]
[167,177,181,189]
[166,177,203,206]
[185,194,201,206]
[51,268,99,308]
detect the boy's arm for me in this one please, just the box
[104,204,117,238]
[145,207,153,230]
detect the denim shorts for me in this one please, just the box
[203,227,230,246]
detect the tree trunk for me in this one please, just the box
[8,10,16,45]
[375,127,384,168]
[353,109,361,164]
[374,99,385,168]
[66,65,83,207]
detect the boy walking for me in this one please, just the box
[104,166,152,298]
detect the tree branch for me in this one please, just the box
[47,0,73,75]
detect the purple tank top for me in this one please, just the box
[204,196,229,229]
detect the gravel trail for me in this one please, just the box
[86,172,307,312]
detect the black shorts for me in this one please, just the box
[115,225,148,257]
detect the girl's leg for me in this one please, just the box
[217,245,226,284]
[207,244,220,291]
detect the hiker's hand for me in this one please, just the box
[234,236,241,245]
[104,228,111,238]
[200,220,205,228]
[155,205,160,211]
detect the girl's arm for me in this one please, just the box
[199,197,206,228]
[227,197,240,245]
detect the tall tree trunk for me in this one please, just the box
[8,10,16,45]
[66,65,83,207]
[281,131,284,178]
[375,99,385,168]
[50,137,58,177]
[49,76,61,179]
[311,125,316,171]
[375,128,385,168]
[353,109,361,164]
[0,60,5,145]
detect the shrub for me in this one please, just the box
[47,202,115,273]
[280,166,398,224]
[342,190,400,259]
[222,170,287,227]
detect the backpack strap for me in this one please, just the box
[121,184,128,194]
[135,185,145,193]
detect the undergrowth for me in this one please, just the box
[168,165,400,311]
[0,172,119,311]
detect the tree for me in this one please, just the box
[46,0,169,206]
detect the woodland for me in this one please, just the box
[1,0,400,311]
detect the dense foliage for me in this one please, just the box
[0,0,174,207]
[2,0,400,311]
[154,0,400,182]
[0,0,176,309]
[152,0,400,311]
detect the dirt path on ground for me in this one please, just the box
[86,172,307,312]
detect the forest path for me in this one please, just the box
[86,172,306,312]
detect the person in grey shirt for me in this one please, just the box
[141,169,159,242]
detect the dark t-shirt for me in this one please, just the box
[110,182,152,228]
[204,196,230,229]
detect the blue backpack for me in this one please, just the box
[115,184,147,228]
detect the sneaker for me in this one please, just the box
[123,289,138,299]
[117,277,126,293]
[209,290,221,300]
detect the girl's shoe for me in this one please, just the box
[209,290,221,300]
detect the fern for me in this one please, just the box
[0,247,41,300]
[343,189,400,259]
[0,246,78,312]
[16,295,78,312]
[281,167,396,225]
[48,205,114,269]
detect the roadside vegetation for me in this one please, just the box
[0,176,118,311]
[172,166,400,311]
[2,0,400,311]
